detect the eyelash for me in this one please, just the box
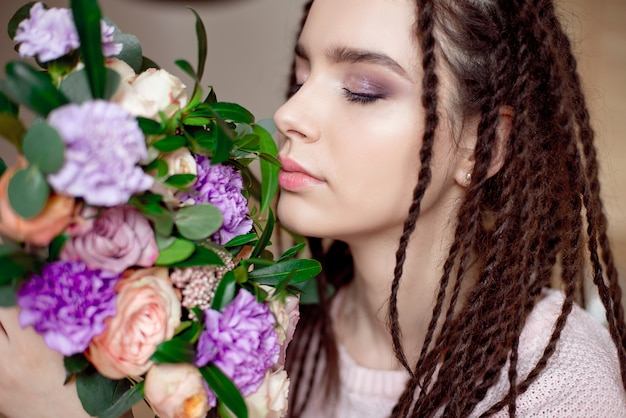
[288,84,383,104]
[342,88,383,104]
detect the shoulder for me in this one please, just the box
[514,289,626,417]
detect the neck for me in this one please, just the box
[336,203,462,370]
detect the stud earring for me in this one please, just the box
[465,172,472,185]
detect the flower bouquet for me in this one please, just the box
[0,1,320,417]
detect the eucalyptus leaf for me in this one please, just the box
[174,203,223,241]
[0,113,26,151]
[254,124,279,213]
[7,166,49,219]
[59,68,121,102]
[154,238,195,265]
[1,61,70,116]
[22,122,65,174]
[71,0,106,99]
[200,365,248,418]
[248,259,322,285]
[113,32,143,73]
[210,270,237,311]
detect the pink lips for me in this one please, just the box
[278,157,324,191]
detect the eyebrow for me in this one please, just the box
[294,43,409,78]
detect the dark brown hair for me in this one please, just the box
[284,0,626,416]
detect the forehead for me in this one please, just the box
[300,0,419,72]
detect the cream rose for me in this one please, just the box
[243,368,290,418]
[262,286,300,366]
[111,65,188,120]
[0,161,76,246]
[144,363,210,418]
[86,267,181,379]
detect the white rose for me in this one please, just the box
[244,368,290,418]
[112,67,188,120]
[144,363,211,418]
[262,286,300,365]
[163,148,197,178]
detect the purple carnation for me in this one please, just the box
[14,2,122,63]
[47,100,153,206]
[17,260,120,356]
[196,289,279,406]
[179,155,253,244]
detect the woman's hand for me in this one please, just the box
[0,306,92,418]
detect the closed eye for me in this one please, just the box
[342,88,384,104]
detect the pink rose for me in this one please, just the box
[86,267,181,379]
[61,206,158,274]
[243,368,290,418]
[144,363,210,418]
[0,161,76,246]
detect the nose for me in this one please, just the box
[273,82,320,145]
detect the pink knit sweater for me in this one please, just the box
[300,289,626,417]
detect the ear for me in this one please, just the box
[453,106,513,188]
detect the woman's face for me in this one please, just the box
[274,0,463,242]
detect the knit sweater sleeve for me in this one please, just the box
[481,289,626,417]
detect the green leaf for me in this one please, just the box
[248,259,322,286]
[164,173,197,188]
[71,0,106,99]
[183,116,212,127]
[7,166,49,219]
[201,365,248,418]
[224,233,257,247]
[22,122,65,174]
[174,203,223,241]
[211,102,255,124]
[109,23,143,72]
[0,113,25,151]
[0,158,6,176]
[1,61,70,116]
[8,2,36,40]
[190,8,208,83]
[151,338,196,363]
[154,238,195,265]
[177,320,202,343]
[48,234,68,261]
[0,282,18,307]
[152,135,187,152]
[254,124,280,213]
[175,59,200,85]
[213,121,234,164]
[277,242,306,262]
[0,91,18,115]
[210,270,237,311]
[59,68,121,103]
[169,245,225,268]
[137,117,164,135]
[251,208,274,258]
[99,382,145,418]
[64,354,90,375]
[76,371,131,417]
[204,86,217,104]
[0,252,38,284]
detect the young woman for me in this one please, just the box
[276,0,626,417]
